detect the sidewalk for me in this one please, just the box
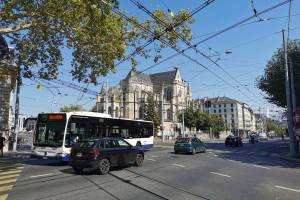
[1,150,32,160]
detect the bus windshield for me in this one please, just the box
[34,121,66,147]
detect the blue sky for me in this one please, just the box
[18,0,300,118]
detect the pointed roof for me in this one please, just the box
[124,70,152,84]
[149,69,177,85]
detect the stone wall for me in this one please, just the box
[0,73,15,152]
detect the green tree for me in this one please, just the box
[178,107,196,131]
[194,111,210,131]
[209,114,225,137]
[256,39,300,107]
[0,0,193,84]
[60,104,85,112]
[266,118,277,133]
[144,96,160,133]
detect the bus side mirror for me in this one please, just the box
[71,123,76,133]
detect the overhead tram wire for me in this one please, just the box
[112,0,216,67]
[137,0,292,75]
[130,0,269,103]
[121,5,261,105]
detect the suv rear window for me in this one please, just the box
[79,141,97,148]
[176,138,190,143]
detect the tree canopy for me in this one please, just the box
[178,108,225,133]
[144,96,160,133]
[256,39,300,108]
[0,0,193,84]
[59,104,85,112]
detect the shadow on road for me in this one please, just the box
[206,140,300,169]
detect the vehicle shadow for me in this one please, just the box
[22,158,69,166]
[59,165,135,176]
[206,142,300,169]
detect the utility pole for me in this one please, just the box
[289,59,299,154]
[134,91,136,119]
[242,104,246,136]
[182,110,185,136]
[13,65,21,151]
[282,30,297,156]
[161,83,164,142]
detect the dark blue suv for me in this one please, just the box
[70,138,144,174]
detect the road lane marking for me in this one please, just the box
[0,185,13,192]
[252,165,270,170]
[0,194,8,200]
[208,152,212,154]
[149,155,159,158]
[209,172,231,178]
[30,173,54,178]
[275,185,300,193]
[0,174,20,180]
[0,179,17,185]
[171,164,185,168]
[214,154,218,157]
[0,170,22,176]
[146,158,157,161]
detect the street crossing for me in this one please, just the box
[0,160,24,200]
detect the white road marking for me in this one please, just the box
[30,173,54,178]
[146,158,157,161]
[214,154,218,157]
[275,185,300,193]
[208,152,212,154]
[209,172,231,178]
[252,165,270,170]
[171,164,185,168]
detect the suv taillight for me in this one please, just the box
[88,149,100,156]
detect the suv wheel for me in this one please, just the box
[99,158,110,175]
[135,153,144,167]
[72,166,83,174]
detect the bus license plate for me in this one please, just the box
[76,153,82,157]
[42,156,48,159]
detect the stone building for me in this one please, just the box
[0,35,16,152]
[192,96,256,135]
[96,68,192,134]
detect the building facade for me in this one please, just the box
[192,97,256,135]
[0,35,16,152]
[96,68,192,134]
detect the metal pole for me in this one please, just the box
[182,110,185,136]
[161,83,164,142]
[134,91,136,119]
[289,60,299,155]
[13,65,21,151]
[282,30,296,156]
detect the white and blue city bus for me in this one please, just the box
[32,112,154,161]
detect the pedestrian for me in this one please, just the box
[0,133,6,157]
[281,133,284,141]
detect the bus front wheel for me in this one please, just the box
[136,142,142,148]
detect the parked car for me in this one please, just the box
[70,138,144,174]
[258,132,268,141]
[225,135,243,147]
[174,137,206,154]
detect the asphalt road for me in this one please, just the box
[6,140,300,200]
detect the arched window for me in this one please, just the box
[139,106,145,119]
[108,106,112,115]
[166,89,172,101]
[167,108,172,121]
[115,107,119,118]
